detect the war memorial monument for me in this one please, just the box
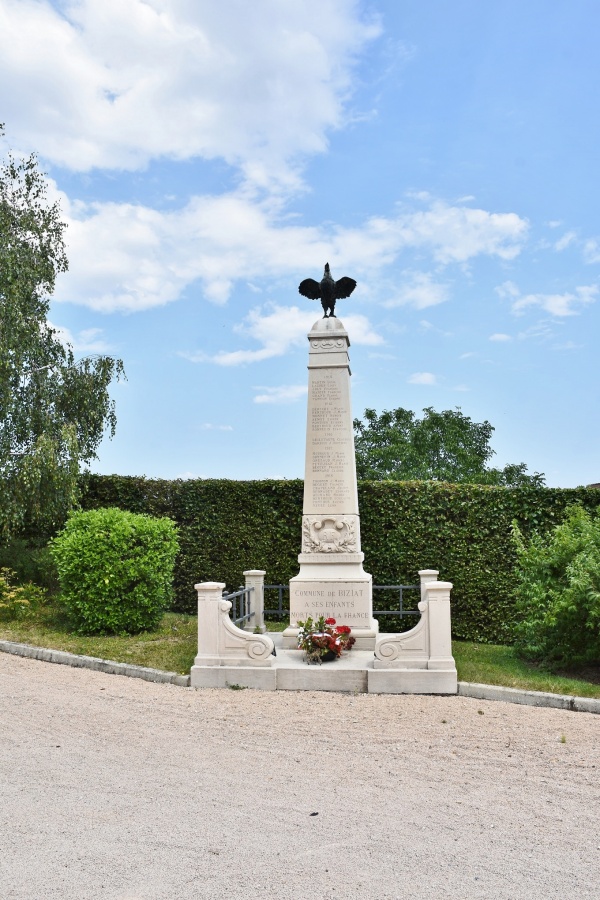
[190,266,457,692]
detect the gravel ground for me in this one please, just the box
[1,653,599,900]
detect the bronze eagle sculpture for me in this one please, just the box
[298,263,357,318]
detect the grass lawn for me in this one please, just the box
[0,607,198,675]
[1,608,599,697]
[452,640,600,699]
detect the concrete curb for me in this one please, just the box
[1,640,598,713]
[0,640,190,687]
[458,681,600,715]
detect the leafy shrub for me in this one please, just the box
[50,507,179,634]
[513,506,600,666]
[0,567,47,620]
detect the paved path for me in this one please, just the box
[1,653,599,900]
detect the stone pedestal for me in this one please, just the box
[282,318,378,650]
[369,570,457,694]
[190,581,275,690]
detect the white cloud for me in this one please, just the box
[583,239,600,264]
[253,385,308,404]
[200,423,233,431]
[489,333,512,342]
[554,230,577,252]
[390,200,528,264]
[48,321,112,354]
[517,322,556,342]
[552,341,581,351]
[408,372,436,385]
[495,280,520,301]
[52,187,530,313]
[0,0,379,190]
[332,201,528,269]
[497,281,598,317]
[384,271,449,309]
[416,318,452,338]
[185,304,384,367]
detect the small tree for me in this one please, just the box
[353,406,545,486]
[0,126,124,538]
[513,506,600,667]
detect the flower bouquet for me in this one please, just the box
[296,615,356,664]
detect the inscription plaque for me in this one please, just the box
[290,581,373,628]
[306,368,357,514]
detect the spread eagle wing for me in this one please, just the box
[298,278,322,300]
[334,276,357,299]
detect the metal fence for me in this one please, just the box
[223,585,254,627]
[263,583,420,622]
[373,584,420,620]
[265,584,289,619]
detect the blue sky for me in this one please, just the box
[1,0,599,486]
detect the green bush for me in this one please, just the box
[76,475,600,643]
[513,506,600,666]
[0,567,47,620]
[50,507,179,634]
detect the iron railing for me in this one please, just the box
[373,584,420,620]
[264,583,289,619]
[223,585,254,627]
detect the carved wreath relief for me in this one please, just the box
[309,338,345,350]
[302,515,358,553]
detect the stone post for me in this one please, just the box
[419,569,439,600]
[193,581,226,667]
[423,580,455,671]
[244,569,266,633]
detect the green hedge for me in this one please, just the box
[79,475,600,643]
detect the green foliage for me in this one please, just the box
[0,536,59,593]
[0,567,47,620]
[513,506,600,666]
[50,507,179,635]
[0,125,124,538]
[79,474,600,644]
[353,406,545,486]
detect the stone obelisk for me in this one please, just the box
[282,317,378,650]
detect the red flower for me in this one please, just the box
[325,617,336,625]
[337,625,351,634]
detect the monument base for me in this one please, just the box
[283,569,379,650]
